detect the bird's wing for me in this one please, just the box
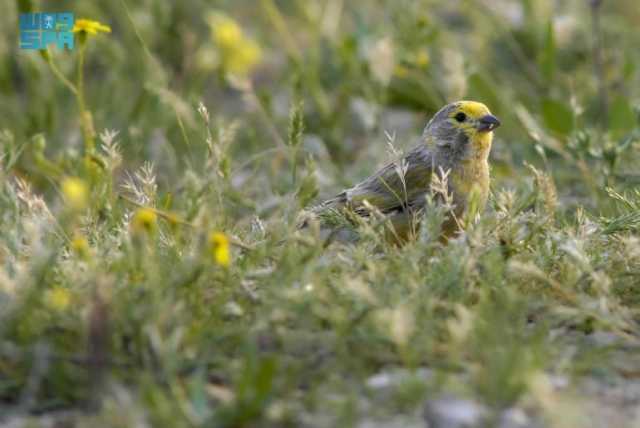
[314,145,434,215]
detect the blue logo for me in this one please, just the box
[20,12,75,50]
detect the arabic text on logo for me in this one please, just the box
[20,12,75,50]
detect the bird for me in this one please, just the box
[302,100,500,243]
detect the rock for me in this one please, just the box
[423,396,488,428]
[366,368,432,390]
[498,407,537,428]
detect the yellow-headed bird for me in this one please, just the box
[305,100,500,243]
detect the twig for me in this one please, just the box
[41,49,78,95]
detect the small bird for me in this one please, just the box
[304,100,500,243]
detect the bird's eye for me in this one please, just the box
[454,112,467,122]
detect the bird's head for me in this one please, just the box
[423,100,500,160]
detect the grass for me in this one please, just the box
[1,0,640,426]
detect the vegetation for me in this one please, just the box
[1,0,639,426]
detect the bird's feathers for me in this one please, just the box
[313,145,435,215]
[303,100,498,242]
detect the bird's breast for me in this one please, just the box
[471,131,493,161]
[450,159,490,213]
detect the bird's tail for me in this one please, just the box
[309,191,348,214]
[297,191,348,229]
[292,191,360,244]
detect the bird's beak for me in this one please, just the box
[477,114,501,132]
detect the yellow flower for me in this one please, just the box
[45,287,71,311]
[165,212,180,229]
[131,208,157,234]
[209,14,243,49]
[393,65,409,78]
[73,19,112,35]
[209,232,231,268]
[61,177,88,211]
[207,12,262,76]
[414,50,430,68]
[225,39,262,76]
[71,234,90,259]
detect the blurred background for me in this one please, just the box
[3,0,639,212]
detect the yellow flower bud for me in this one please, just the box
[393,65,409,78]
[210,15,243,49]
[71,234,90,259]
[225,39,262,76]
[209,232,231,268]
[165,212,180,229]
[415,50,430,68]
[207,12,262,76]
[131,208,157,234]
[61,177,88,211]
[45,287,71,311]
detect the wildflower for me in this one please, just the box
[45,287,71,311]
[207,12,262,76]
[131,208,157,234]
[61,177,88,211]
[165,212,180,229]
[71,233,90,259]
[209,14,242,49]
[393,65,409,78]
[72,19,111,35]
[414,50,430,68]
[209,232,231,268]
[225,39,262,75]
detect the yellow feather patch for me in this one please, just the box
[455,100,491,119]
[471,131,493,158]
